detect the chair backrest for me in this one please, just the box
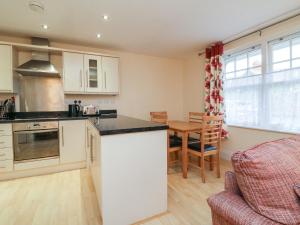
[189,112,205,123]
[201,115,223,151]
[150,111,168,124]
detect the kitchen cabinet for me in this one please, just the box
[0,124,13,173]
[0,45,13,93]
[63,51,119,95]
[63,52,84,93]
[84,55,103,93]
[102,56,119,94]
[59,120,86,164]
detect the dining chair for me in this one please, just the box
[187,115,223,183]
[188,112,205,144]
[150,111,182,173]
[150,111,168,124]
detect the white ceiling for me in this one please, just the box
[0,0,300,57]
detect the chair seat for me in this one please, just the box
[169,135,182,148]
[188,142,216,152]
[188,137,200,144]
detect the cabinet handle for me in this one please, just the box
[87,128,89,147]
[90,135,93,162]
[0,153,5,157]
[0,166,6,168]
[104,72,107,89]
[86,70,89,87]
[0,142,4,144]
[80,70,83,87]
[61,126,64,147]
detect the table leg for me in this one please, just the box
[181,132,188,178]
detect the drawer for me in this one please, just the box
[0,124,12,136]
[0,135,13,148]
[0,148,13,160]
[0,160,13,172]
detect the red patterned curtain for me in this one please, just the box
[204,42,228,138]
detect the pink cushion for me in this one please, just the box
[232,136,300,225]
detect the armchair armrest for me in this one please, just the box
[224,171,242,196]
[207,191,278,225]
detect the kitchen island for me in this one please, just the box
[87,115,168,225]
[0,112,168,225]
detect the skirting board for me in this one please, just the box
[0,161,86,181]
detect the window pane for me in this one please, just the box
[292,37,300,59]
[225,60,234,73]
[272,61,290,71]
[272,41,290,63]
[236,54,247,70]
[249,66,262,75]
[225,72,235,79]
[292,59,300,68]
[248,50,262,68]
[236,70,247,78]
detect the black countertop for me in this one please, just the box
[0,111,168,135]
[89,115,168,135]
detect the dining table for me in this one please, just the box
[167,120,202,178]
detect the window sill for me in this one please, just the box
[226,124,300,135]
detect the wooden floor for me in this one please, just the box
[0,160,232,225]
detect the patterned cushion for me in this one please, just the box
[295,184,300,198]
[188,142,216,152]
[232,137,300,225]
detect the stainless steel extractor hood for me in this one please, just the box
[15,37,60,78]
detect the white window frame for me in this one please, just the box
[223,31,300,134]
[268,32,300,72]
[224,45,262,80]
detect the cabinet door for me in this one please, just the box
[63,52,84,93]
[84,55,102,93]
[0,45,13,93]
[102,57,119,94]
[59,120,86,164]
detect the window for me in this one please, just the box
[224,46,263,127]
[224,32,300,133]
[269,34,300,72]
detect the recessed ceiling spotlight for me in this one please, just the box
[96,33,101,38]
[42,24,48,30]
[29,0,44,13]
[102,14,110,21]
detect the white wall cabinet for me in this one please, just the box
[59,120,86,164]
[63,51,119,95]
[102,56,119,93]
[84,55,103,93]
[0,45,13,93]
[63,52,84,93]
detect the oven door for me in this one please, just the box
[13,129,59,162]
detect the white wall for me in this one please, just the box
[0,35,184,121]
[183,15,300,160]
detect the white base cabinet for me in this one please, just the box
[59,120,87,164]
[90,130,168,225]
[0,124,13,173]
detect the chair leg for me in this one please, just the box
[209,155,214,171]
[216,153,220,178]
[201,156,206,183]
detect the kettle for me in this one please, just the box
[68,100,81,117]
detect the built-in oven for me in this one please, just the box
[13,121,59,162]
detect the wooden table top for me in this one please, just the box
[168,120,202,132]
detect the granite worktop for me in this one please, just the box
[0,111,168,135]
[89,115,168,135]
